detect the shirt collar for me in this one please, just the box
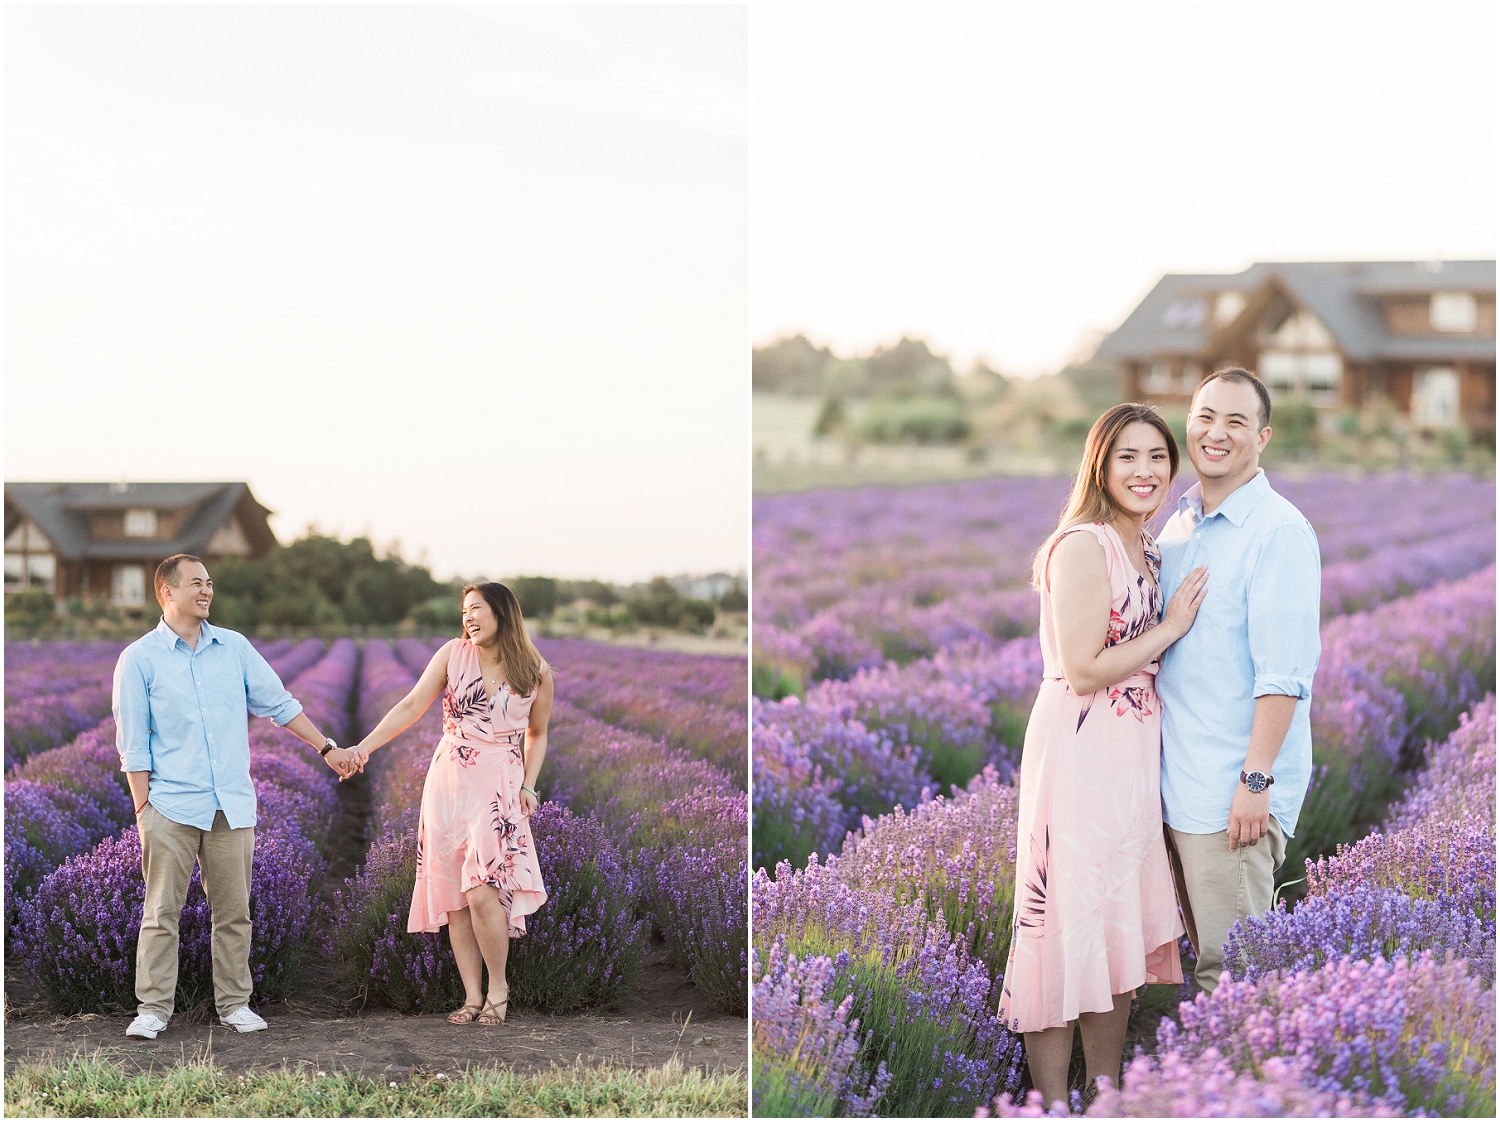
[1177,468,1269,528]
[154,617,222,651]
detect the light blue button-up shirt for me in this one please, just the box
[114,619,303,830]
[1157,470,1321,838]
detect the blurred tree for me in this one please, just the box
[865,337,957,398]
[511,576,558,618]
[752,334,834,394]
[202,531,445,628]
[813,395,848,437]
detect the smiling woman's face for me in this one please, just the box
[462,591,499,647]
[1104,420,1173,519]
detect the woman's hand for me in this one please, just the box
[324,746,363,781]
[1162,566,1209,641]
[519,786,538,817]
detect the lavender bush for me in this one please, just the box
[1161,952,1495,1116]
[630,789,748,1013]
[1384,693,1496,833]
[836,766,1019,981]
[4,779,117,927]
[752,940,890,1117]
[754,854,1025,1116]
[329,828,464,1013]
[982,1049,1397,1117]
[12,824,323,1013]
[507,803,647,1012]
[1223,884,1494,988]
[333,807,647,1014]
[9,719,133,828]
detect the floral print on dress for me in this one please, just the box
[1109,684,1155,721]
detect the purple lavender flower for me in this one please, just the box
[752,940,891,1117]
[1162,952,1495,1116]
[1224,884,1494,988]
[981,1048,1399,1117]
[754,853,1026,1116]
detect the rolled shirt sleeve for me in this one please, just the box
[1248,522,1321,700]
[113,648,155,773]
[239,636,303,726]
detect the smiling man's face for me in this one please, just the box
[161,561,213,620]
[1186,377,1271,485]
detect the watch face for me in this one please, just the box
[1245,771,1268,793]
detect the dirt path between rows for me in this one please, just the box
[4,769,746,1081]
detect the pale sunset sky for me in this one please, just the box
[6,5,748,583]
[751,2,1496,375]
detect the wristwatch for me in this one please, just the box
[1240,770,1274,794]
[319,737,339,757]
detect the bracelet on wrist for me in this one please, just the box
[520,784,538,798]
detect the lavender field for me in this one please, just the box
[4,634,748,1023]
[751,472,1496,1118]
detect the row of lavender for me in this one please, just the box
[754,566,1495,879]
[327,636,748,1015]
[751,694,1495,1118]
[5,641,351,1013]
[754,473,1495,683]
[3,638,326,772]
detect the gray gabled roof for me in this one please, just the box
[4,482,263,561]
[1097,260,1496,363]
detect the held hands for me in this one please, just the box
[323,746,364,782]
[1227,783,1271,851]
[1162,566,1209,641]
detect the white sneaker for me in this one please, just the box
[219,1005,268,1033]
[126,1013,169,1039]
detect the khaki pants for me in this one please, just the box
[136,805,255,1019]
[1164,818,1285,993]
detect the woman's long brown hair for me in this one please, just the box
[1030,403,1180,590]
[461,582,547,698]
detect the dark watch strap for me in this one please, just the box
[1240,769,1274,791]
[319,738,338,757]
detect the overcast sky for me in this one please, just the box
[6,4,747,583]
[751,2,1497,376]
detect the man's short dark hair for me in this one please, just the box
[155,554,205,604]
[1196,367,1272,431]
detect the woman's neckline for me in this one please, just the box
[1101,520,1159,591]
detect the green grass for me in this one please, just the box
[4,1052,748,1118]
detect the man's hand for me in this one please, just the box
[323,746,363,781]
[1227,784,1271,851]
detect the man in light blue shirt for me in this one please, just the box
[1156,369,1321,992]
[114,553,361,1040]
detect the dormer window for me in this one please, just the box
[1213,292,1246,326]
[1430,292,1477,332]
[124,509,158,537]
[1161,300,1206,331]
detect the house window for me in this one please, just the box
[1161,300,1206,330]
[1259,350,1343,402]
[4,554,23,586]
[1429,292,1477,332]
[1143,360,1174,393]
[124,509,159,537]
[1412,367,1460,427]
[1179,361,1202,392]
[27,555,55,588]
[113,564,146,607]
[1213,292,1246,326]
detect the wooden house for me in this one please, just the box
[4,482,277,608]
[1096,261,1496,440]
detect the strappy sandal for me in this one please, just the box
[447,1001,483,1025]
[477,993,508,1026]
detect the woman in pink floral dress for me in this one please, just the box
[997,404,1207,1109]
[353,582,552,1026]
